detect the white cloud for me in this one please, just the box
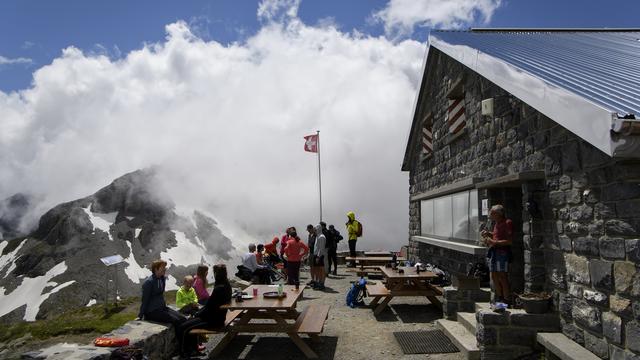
[374,0,502,37]
[0,2,426,251]
[0,55,33,66]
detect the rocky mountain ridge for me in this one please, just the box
[0,168,240,323]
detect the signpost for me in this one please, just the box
[100,255,125,310]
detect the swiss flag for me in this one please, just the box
[304,134,318,153]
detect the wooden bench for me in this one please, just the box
[188,310,243,335]
[366,283,390,297]
[537,333,600,360]
[295,304,330,343]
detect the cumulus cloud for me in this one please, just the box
[374,0,502,37]
[0,55,32,66]
[0,1,425,250]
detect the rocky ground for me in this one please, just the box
[200,265,464,360]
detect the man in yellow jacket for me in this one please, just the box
[346,211,362,268]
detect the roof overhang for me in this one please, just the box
[428,32,640,158]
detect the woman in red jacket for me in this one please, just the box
[283,228,309,288]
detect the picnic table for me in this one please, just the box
[210,285,330,359]
[364,251,392,256]
[345,256,406,267]
[366,266,443,315]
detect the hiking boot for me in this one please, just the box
[317,284,326,291]
[307,280,316,286]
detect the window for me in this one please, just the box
[420,189,479,242]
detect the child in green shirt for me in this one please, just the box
[176,275,199,316]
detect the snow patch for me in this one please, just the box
[0,261,75,321]
[123,240,148,284]
[0,238,27,278]
[165,274,179,291]
[126,216,134,221]
[161,231,205,268]
[86,298,97,307]
[83,204,117,241]
[134,228,142,239]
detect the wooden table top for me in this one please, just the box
[345,256,406,261]
[378,266,437,280]
[364,251,392,256]
[222,285,306,310]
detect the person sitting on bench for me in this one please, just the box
[176,264,232,356]
[241,243,271,284]
[176,275,199,316]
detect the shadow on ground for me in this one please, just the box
[213,335,339,360]
[373,304,442,323]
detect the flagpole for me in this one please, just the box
[317,130,323,222]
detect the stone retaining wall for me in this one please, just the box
[23,320,177,359]
[476,309,561,359]
[442,286,491,320]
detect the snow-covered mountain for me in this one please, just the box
[0,169,244,323]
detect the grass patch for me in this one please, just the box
[0,297,138,342]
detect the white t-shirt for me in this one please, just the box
[242,252,260,272]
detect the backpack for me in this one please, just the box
[346,278,367,308]
[355,221,363,237]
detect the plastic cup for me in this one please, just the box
[253,288,258,297]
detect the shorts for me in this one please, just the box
[487,249,509,272]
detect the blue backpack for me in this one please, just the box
[346,278,367,308]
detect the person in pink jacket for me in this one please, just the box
[283,229,309,288]
[193,265,210,305]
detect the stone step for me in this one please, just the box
[537,332,600,360]
[475,302,491,312]
[456,312,477,334]
[436,319,480,360]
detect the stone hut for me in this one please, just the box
[402,29,640,359]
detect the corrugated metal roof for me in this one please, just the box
[431,30,640,117]
[421,29,640,157]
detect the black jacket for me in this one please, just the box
[139,274,167,318]
[196,282,232,327]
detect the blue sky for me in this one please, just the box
[1,0,639,92]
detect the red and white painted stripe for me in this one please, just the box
[447,98,466,134]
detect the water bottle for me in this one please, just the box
[277,281,284,297]
[392,253,397,265]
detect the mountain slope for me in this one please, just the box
[0,169,240,323]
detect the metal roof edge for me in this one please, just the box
[430,33,617,157]
[401,42,434,171]
[469,27,640,32]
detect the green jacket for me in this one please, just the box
[176,286,198,309]
[346,211,361,241]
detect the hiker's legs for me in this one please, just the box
[348,240,357,267]
[287,261,301,286]
[176,317,208,354]
[496,272,510,302]
[490,272,503,301]
[329,247,338,274]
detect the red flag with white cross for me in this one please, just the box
[304,134,318,153]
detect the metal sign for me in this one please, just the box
[100,254,124,266]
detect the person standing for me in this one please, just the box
[327,224,343,275]
[283,228,309,288]
[481,205,513,304]
[313,224,328,290]
[306,224,317,284]
[346,211,362,268]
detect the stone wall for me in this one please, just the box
[23,320,177,359]
[476,308,561,359]
[406,48,640,358]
